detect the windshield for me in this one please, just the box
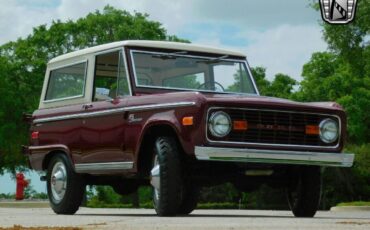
[131,51,258,95]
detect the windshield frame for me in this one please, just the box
[129,49,260,96]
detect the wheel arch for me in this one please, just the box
[42,148,74,171]
[136,122,185,176]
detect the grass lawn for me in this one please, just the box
[0,202,49,208]
[337,201,370,207]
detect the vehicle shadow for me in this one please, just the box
[77,211,370,220]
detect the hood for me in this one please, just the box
[200,93,343,112]
[132,91,343,113]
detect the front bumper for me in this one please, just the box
[195,146,354,167]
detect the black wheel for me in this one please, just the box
[286,166,322,217]
[112,180,139,195]
[150,136,182,216]
[177,185,199,215]
[47,154,85,214]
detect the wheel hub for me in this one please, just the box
[150,156,160,199]
[50,161,67,203]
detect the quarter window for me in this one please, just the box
[45,62,87,101]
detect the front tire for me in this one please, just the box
[286,166,322,217]
[177,185,199,215]
[151,136,183,216]
[47,154,85,214]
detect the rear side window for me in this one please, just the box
[45,62,87,101]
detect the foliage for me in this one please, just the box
[248,67,297,99]
[89,185,152,207]
[197,202,239,209]
[320,144,370,209]
[266,73,297,99]
[0,193,15,199]
[0,191,47,200]
[0,5,187,172]
[88,183,288,210]
[251,67,270,95]
[198,183,240,203]
[243,185,289,210]
[294,0,370,143]
[294,51,370,143]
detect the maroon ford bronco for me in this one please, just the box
[24,40,354,217]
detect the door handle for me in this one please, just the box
[82,104,93,110]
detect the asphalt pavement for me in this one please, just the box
[0,207,369,230]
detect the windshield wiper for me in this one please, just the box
[152,51,188,60]
[197,55,229,64]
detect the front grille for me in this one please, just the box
[207,108,340,147]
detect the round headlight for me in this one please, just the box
[319,118,339,143]
[208,111,231,137]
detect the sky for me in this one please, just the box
[0,0,328,81]
[0,0,328,193]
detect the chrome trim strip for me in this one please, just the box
[34,101,196,123]
[122,48,133,96]
[75,162,134,173]
[206,107,342,149]
[245,59,260,95]
[129,50,259,95]
[195,146,354,167]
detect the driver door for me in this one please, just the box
[79,49,132,170]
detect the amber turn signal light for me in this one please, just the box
[305,125,319,135]
[233,120,248,131]
[182,116,194,126]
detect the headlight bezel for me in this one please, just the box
[208,111,232,138]
[319,118,339,143]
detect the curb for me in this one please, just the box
[330,206,370,212]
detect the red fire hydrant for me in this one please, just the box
[15,173,29,200]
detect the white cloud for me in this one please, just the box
[0,0,54,44]
[243,25,327,81]
[191,24,327,81]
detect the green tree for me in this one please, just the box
[251,67,270,95]
[249,67,296,99]
[299,0,370,207]
[267,73,297,99]
[0,5,188,172]
[228,66,272,94]
[294,51,369,205]
[296,0,370,143]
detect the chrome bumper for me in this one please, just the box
[194,146,354,167]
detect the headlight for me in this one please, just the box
[319,118,339,143]
[208,111,231,137]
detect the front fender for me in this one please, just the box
[137,110,194,155]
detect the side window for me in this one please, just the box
[94,51,129,101]
[45,62,87,101]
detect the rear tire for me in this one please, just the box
[151,136,183,216]
[47,154,85,215]
[286,166,322,217]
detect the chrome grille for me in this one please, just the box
[207,108,340,147]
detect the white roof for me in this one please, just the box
[49,40,246,64]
